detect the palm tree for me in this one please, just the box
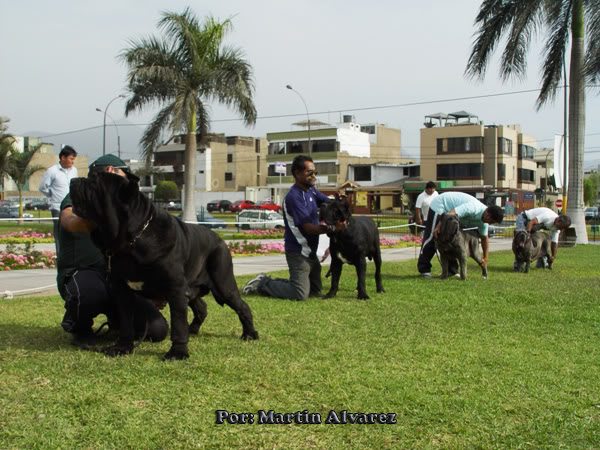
[5,145,45,223]
[120,8,257,221]
[465,0,599,244]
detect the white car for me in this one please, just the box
[237,210,284,230]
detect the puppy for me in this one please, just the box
[319,196,384,300]
[435,213,487,280]
[512,230,553,273]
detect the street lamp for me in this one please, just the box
[96,108,121,159]
[99,95,125,156]
[286,85,311,154]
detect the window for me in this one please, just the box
[225,172,233,181]
[268,164,293,176]
[255,139,261,154]
[227,154,233,163]
[315,162,337,175]
[518,144,536,160]
[517,168,536,183]
[268,142,285,155]
[354,166,372,182]
[436,163,483,180]
[360,125,376,134]
[312,139,336,153]
[498,137,513,155]
[498,163,506,181]
[436,137,483,154]
[287,141,308,154]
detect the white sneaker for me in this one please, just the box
[419,272,432,278]
[242,273,267,295]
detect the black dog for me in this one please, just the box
[512,230,553,273]
[70,172,259,360]
[319,196,384,300]
[435,213,487,280]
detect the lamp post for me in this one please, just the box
[96,108,121,158]
[286,85,311,154]
[100,95,125,156]
[543,148,553,206]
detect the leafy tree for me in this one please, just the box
[120,8,256,221]
[465,0,600,243]
[0,117,16,198]
[155,180,179,202]
[584,173,599,205]
[5,145,45,221]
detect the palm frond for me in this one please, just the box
[139,103,178,161]
[584,0,600,85]
[536,0,571,108]
[195,101,211,147]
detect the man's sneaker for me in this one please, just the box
[242,273,267,295]
[419,272,432,278]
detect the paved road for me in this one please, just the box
[0,239,514,298]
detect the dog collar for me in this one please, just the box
[129,214,153,247]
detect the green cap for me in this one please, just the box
[89,154,128,169]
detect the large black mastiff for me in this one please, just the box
[435,213,487,280]
[70,172,259,360]
[319,196,384,300]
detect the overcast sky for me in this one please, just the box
[2,0,599,167]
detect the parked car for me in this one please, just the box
[0,205,33,218]
[167,201,182,211]
[207,199,233,213]
[230,200,256,212]
[585,207,599,221]
[25,199,50,210]
[254,200,282,213]
[177,210,226,229]
[237,210,284,230]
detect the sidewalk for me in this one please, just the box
[0,239,514,298]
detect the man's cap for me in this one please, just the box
[89,154,128,169]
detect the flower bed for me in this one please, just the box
[219,229,284,240]
[0,243,56,270]
[0,229,54,244]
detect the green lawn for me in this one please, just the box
[0,247,599,448]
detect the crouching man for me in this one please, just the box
[57,155,169,346]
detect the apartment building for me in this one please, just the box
[419,111,538,212]
[153,133,268,194]
[265,116,411,193]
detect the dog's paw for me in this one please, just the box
[189,321,201,335]
[102,344,133,357]
[357,293,370,300]
[377,287,385,294]
[163,348,190,361]
[322,292,336,299]
[241,330,259,341]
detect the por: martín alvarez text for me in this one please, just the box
[216,410,397,425]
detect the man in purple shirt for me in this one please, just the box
[242,155,346,300]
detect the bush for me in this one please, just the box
[154,181,178,201]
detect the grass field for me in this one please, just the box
[0,247,599,448]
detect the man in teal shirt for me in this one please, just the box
[417,192,504,278]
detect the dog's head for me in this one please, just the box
[436,213,461,246]
[319,195,351,230]
[513,230,531,249]
[70,172,143,247]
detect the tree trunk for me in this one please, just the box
[182,111,197,222]
[566,0,588,244]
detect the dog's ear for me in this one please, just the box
[118,177,139,204]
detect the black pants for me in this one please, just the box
[51,209,60,255]
[60,269,168,342]
[417,209,458,275]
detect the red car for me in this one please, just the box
[230,200,256,212]
[254,201,282,213]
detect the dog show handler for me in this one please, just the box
[243,155,346,300]
[417,192,504,278]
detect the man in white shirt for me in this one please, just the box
[415,181,438,228]
[514,207,571,268]
[39,145,78,254]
